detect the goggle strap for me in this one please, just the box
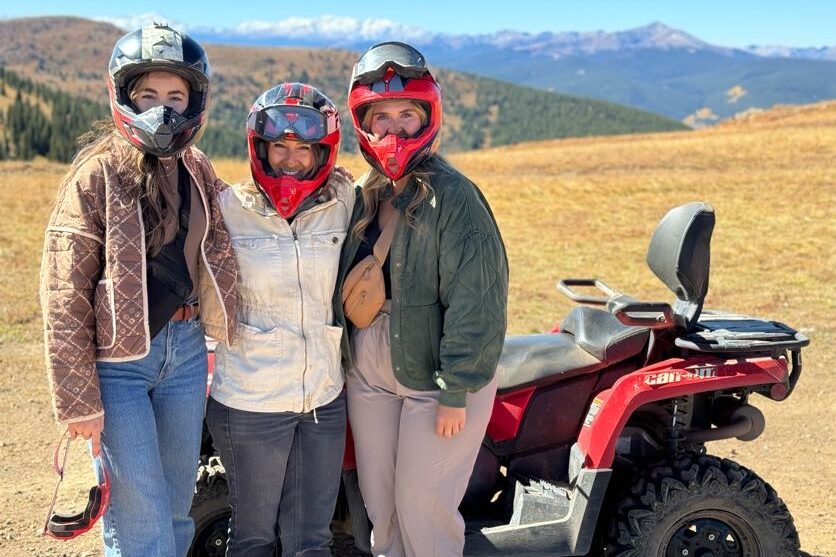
[43,432,71,536]
[53,430,70,477]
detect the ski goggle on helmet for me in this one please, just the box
[348,42,442,180]
[42,432,110,540]
[247,83,341,218]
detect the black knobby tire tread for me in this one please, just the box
[192,458,229,508]
[189,458,231,557]
[605,453,800,557]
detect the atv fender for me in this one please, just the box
[577,355,788,469]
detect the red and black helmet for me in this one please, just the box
[348,42,442,180]
[247,83,341,218]
[108,23,211,157]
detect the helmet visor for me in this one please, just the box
[352,42,428,85]
[248,105,327,142]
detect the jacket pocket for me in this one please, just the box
[399,302,443,381]
[94,278,116,350]
[231,236,276,252]
[321,325,345,393]
[219,322,286,397]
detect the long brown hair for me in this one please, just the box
[61,121,179,256]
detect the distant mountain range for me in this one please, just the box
[0,17,685,160]
[91,14,836,123]
[96,14,836,61]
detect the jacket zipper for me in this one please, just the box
[292,229,310,413]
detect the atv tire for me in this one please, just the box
[188,458,232,557]
[605,453,800,556]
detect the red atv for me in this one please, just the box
[189,201,808,556]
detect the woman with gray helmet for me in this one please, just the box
[40,23,237,556]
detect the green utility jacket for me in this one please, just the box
[334,158,508,407]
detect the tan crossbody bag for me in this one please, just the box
[342,215,398,329]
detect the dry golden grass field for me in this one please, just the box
[0,101,834,556]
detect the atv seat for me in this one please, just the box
[496,309,649,392]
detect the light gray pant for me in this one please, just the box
[346,305,497,557]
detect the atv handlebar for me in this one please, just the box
[556,278,620,305]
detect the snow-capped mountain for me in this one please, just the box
[95,14,834,62]
[92,14,836,122]
[743,45,836,61]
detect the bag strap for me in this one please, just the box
[372,213,398,266]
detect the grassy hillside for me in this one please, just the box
[0,16,687,160]
[0,100,833,556]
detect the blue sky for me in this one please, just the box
[3,1,834,47]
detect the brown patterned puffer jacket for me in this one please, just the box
[40,140,238,424]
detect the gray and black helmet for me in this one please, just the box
[108,23,211,156]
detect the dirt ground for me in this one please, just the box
[1,102,835,556]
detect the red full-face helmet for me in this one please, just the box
[108,23,211,157]
[247,83,341,218]
[348,42,442,180]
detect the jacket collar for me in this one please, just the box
[233,182,275,217]
[391,177,419,214]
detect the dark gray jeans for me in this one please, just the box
[206,393,346,557]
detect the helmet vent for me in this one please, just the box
[154,124,173,149]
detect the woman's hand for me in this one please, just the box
[67,416,104,456]
[436,405,466,438]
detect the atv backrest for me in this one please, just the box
[646,202,715,331]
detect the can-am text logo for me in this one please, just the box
[645,367,717,386]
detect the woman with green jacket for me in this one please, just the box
[335,41,508,557]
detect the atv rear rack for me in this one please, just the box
[674,311,809,354]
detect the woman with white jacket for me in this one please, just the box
[205,83,353,557]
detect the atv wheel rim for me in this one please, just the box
[664,511,759,557]
[194,515,228,557]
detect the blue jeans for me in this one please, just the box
[206,393,346,557]
[94,319,207,557]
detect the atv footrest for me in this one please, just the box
[464,468,612,556]
[510,479,572,526]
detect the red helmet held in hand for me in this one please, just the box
[348,42,442,180]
